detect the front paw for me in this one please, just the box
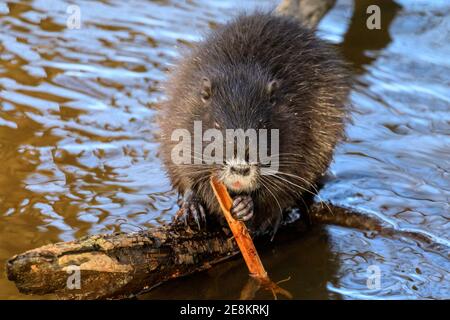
[175,191,206,229]
[231,195,254,222]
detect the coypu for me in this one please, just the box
[158,12,350,236]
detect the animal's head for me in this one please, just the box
[193,64,282,193]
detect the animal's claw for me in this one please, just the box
[175,191,206,229]
[231,195,254,222]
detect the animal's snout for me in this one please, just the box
[230,166,250,176]
[222,159,258,192]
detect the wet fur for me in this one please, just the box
[158,12,350,235]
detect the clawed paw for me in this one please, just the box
[175,193,206,229]
[231,195,254,222]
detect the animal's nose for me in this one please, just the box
[230,166,250,176]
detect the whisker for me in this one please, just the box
[258,176,283,226]
[261,174,309,210]
[263,169,333,216]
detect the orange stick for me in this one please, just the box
[210,176,268,279]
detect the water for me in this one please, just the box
[0,0,448,299]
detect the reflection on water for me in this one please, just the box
[0,0,449,299]
[341,0,402,71]
[143,226,341,300]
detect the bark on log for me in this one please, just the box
[6,203,383,300]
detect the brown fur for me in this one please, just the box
[158,12,350,235]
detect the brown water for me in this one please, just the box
[0,0,449,299]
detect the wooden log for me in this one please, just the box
[6,203,383,299]
[6,222,239,300]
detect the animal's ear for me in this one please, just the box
[201,77,212,102]
[266,79,279,97]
